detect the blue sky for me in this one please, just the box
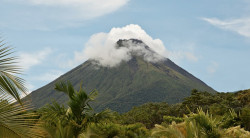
[1,0,250,92]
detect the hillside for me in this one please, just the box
[25,39,216,112]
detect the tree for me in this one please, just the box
[39,81,111,137]
[54,81,99,136]
[152,108,221,138]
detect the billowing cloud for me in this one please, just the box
[69,24,167,67]
[18,48,52,70]
[69,24,198,67]
[202,17,250,38]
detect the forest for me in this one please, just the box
[2,80,250,137]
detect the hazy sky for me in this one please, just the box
[1,0,250,92]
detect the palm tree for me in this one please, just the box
[39,81,111,137]
[151,123,185,138]
[222,126,250,138]
[185,108,220,138]
[55,81,99,135]
[0,39,47,137]
[151,108,221,138]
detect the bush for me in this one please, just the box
[80,122,150,138]
[163,116,184,124]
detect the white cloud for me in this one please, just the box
[3,0,129,29]
[33,70,63,82]
[68,24,167,67]
[202,17,250,38]
[207,61,219,74]
[18,48,52,70]
[27,0,128,18]
[68,24,198,68]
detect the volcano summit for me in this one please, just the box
[26,39,216,112]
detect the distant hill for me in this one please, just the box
[25,39,216,112]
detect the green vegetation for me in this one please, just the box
[38,81,112,138]
[0,39,27,104]
[35,83,249,137]
[26,54,216,113]
[2,76,250,137]
[121,89,250,131]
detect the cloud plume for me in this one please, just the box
[69,24,168,67]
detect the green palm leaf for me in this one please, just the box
[0,94,47,138]
[0,38,47,137]
[0,39,27,104]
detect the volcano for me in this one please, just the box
[26,39,216,112]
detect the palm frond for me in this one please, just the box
[38,100,67,122]
[185,108,221,138]
[55,81,98,121]
[54,81,74,99]
[0,39,27,104]
[151,123,185,138]
[0,94,47,138]
[222,126,250,138]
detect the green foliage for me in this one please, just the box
[240,106,250,131]
[121,102,171,128]
[151,123,185,138]
[0,39,27,104]
[54,81,98,122]
[119,90,250,137]
[0,39,47,137]
[220,109,241,129]
[222,126,250,138]
[0,94,47,137]
[80,122,150,138]
[152,108,250,138]
[37,89,250,137]
[39,81,113,138]
[209,104,228,116]
[163,116,184,124]
[178,89,248,116]
[236,90,250,106]
[39,100,67,122]
[38,101,72,137]
[185,108,220,138]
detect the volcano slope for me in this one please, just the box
[26,39,216,112]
